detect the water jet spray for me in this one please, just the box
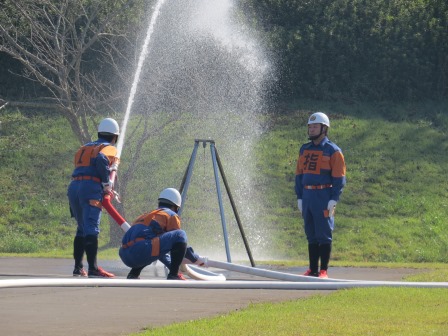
[102,0,167,232]
[116,0,167,158]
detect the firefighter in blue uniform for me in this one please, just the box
[295,112,346,278]
[68,118,120,278]
[119,188,206,280]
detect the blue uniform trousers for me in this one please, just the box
[67,180,103,237]
[119,229,187,269]
[302,189,334,245]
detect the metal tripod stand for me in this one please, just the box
[179,139,255,267]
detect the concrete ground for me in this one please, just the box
[0,257,421,336]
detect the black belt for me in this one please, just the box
[72,176,101,183]
[304,184,332,190]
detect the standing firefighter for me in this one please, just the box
[68,118,120,278]
[295,112,346,278]
[119,188,205,280]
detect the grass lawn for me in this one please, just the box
[134,286,448,336]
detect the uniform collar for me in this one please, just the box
[311,136,328,147]
[96,138,110,144]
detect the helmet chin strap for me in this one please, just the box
[308,124,325,140]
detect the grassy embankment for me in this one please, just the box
[1,101,448,264]
[1,101,448,335]
[260,100,448,264]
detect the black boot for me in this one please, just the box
[307,243,319,276]
[127,266,145,279]
[319,243,332,271]
[84,235,99,271]
[167,242,187,280]
[84,235,115,278]
[73,235,85,270]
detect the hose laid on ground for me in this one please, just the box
[1,278,447,289]
[205,259,352,282]
[181,264,226,281]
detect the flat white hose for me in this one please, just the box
[206,259,351,282]
[1,278,447,289]
[181,264,226,281]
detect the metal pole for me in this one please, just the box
[210,142,232,263]
[178,140,199,216]
[214,149,256,267]
[179,143,196,194]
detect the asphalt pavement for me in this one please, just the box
[0,257,421,336]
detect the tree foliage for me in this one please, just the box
[240,0,448,101]
[1,0,446,104]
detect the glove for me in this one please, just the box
[102,180,114,194]
[327,200,337,217]
[190,256,208,267]
[182,257,208,267]
[183,247,208,267]
[297,199,303,213]
[110,157,120,171]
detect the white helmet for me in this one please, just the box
[308,112,330,127]
[158,188,182,207]
[98,118,120,135]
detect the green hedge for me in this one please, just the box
[240,0,448,101]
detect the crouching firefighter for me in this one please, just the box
[119,188,206,280]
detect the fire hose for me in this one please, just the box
[101,169,131,232]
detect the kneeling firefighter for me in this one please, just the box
[119,188,206,280]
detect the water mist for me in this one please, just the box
[121,0,276,261]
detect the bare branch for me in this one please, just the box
[0,0,142,144]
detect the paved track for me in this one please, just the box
[0,257,421,336]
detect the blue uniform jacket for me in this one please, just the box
[71,138,116,184]
[295,137,346,201]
